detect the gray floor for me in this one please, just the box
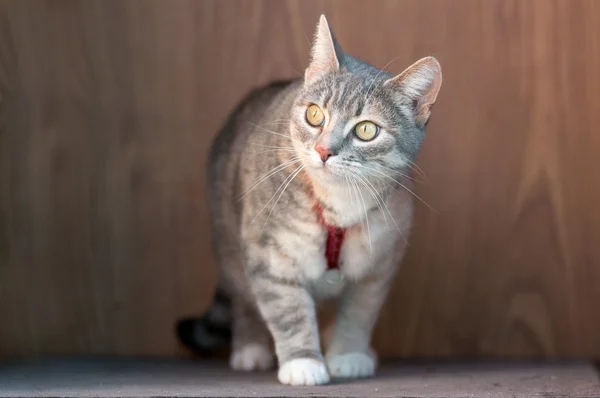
[0,358,599,398]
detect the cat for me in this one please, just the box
[176,15,442,386]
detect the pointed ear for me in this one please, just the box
[384,56,442,127]
[305,15,343,85]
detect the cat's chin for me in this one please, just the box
[307,166,346,185]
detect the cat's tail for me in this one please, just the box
[176,288,232,355]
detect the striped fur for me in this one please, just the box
[178,15,441,386]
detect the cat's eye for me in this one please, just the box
[354,121,379,141]
[306,104,325,127]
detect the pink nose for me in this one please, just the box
[315,145,333,162]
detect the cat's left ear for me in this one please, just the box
[305,15,343,85]
[384,56,442,127]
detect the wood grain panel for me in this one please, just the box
[1,0,599,359]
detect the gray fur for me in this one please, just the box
[204,15,441,384]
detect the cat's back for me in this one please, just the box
[207,79,301,222]
[208,80,298,175]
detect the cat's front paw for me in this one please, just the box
[278,358,330,386]
[327,351,377,379]
[230,344,274,372]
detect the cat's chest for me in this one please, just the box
[309,213,396,299]
[321,197,400,275]
[339,218,393,278]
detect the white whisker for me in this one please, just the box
[248,122,305,146]
[247,142,304,151]
[349,163,437,213]
[249,164,303,227]
[357,174,408,244]
[356,174,393,230]
[246,142,312,157]
[354,173,389,231]
[348,175,365,238]
[343,162,403,192]
[350,175,372,254]
[236,157,302,202]
[261,165,306,233]
[250,148,300,156]
[375,171,436,213]
[405,158,429,182]
[263,119,291,124]
[345,175,355,209]
[374,162,422,184]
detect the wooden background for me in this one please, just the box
[1,0,600,359]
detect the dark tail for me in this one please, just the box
[176,288,232,355]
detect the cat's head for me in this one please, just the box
[291,15,442,186]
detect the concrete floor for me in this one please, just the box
[0,359,599,397]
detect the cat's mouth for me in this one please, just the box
[302,152,347,182]
[307,161,347,184]
[309,159,334,173]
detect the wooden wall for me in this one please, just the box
[1,0,600,359]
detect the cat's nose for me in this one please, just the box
[315,144,334,162]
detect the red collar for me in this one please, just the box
[314,202,346,270]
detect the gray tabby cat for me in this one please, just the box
[185,15,441,385]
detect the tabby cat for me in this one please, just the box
[177,15,442,386]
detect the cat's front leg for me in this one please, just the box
[229,297,275,372]
[325,270,395,379]
[248,261,330,386]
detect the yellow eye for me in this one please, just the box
[306,104,325,127]
[354,121,379,141]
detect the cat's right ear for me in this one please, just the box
[305,15,343,85]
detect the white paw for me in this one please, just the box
[277,358,330,386]
[229,344,274,371]
[327,351,376,379]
